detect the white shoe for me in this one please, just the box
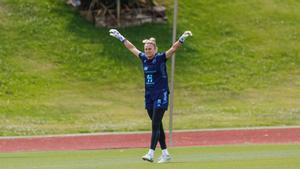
[157,155,172,163]
[142,153,154,163]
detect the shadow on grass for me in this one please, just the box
[48,1,199,85]
[51,1,198,65]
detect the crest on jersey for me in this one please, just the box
[152,59,157,64]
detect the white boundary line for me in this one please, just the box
[1,125,300,140]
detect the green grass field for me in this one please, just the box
[1,144,300,169]
[0,0,300,136]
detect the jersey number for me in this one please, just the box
[146,74,153,84]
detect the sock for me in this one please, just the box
[148,149,155,157]
[162,149,169,156]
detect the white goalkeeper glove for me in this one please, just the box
[109,29,126,43]
[178,31,192,43]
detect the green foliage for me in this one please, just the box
[0,0,299,136]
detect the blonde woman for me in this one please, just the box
[109,29,192,163]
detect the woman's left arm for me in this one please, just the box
[166,31,192,59]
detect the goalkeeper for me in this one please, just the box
[109,29,192,163]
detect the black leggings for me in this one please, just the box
[147,108,167,150]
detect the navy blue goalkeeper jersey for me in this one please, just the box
[139,52,169,98]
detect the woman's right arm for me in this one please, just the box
[109,29,141,58]
[123,40,141,58]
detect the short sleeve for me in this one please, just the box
[139,52,146,62]
[162,52,167,62]
[157,52,167,62]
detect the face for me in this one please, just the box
[144,43,156,59]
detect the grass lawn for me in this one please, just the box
[0,0,299,136]
[0,144,300,169]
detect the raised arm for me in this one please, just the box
[166,31,192,59]
[109,29,141,58]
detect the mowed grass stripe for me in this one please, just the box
[0,144,300,169]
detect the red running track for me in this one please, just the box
[0,127,300,153]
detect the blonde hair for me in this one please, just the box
[142,37,158,53]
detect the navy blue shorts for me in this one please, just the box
[145,90,169,110]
